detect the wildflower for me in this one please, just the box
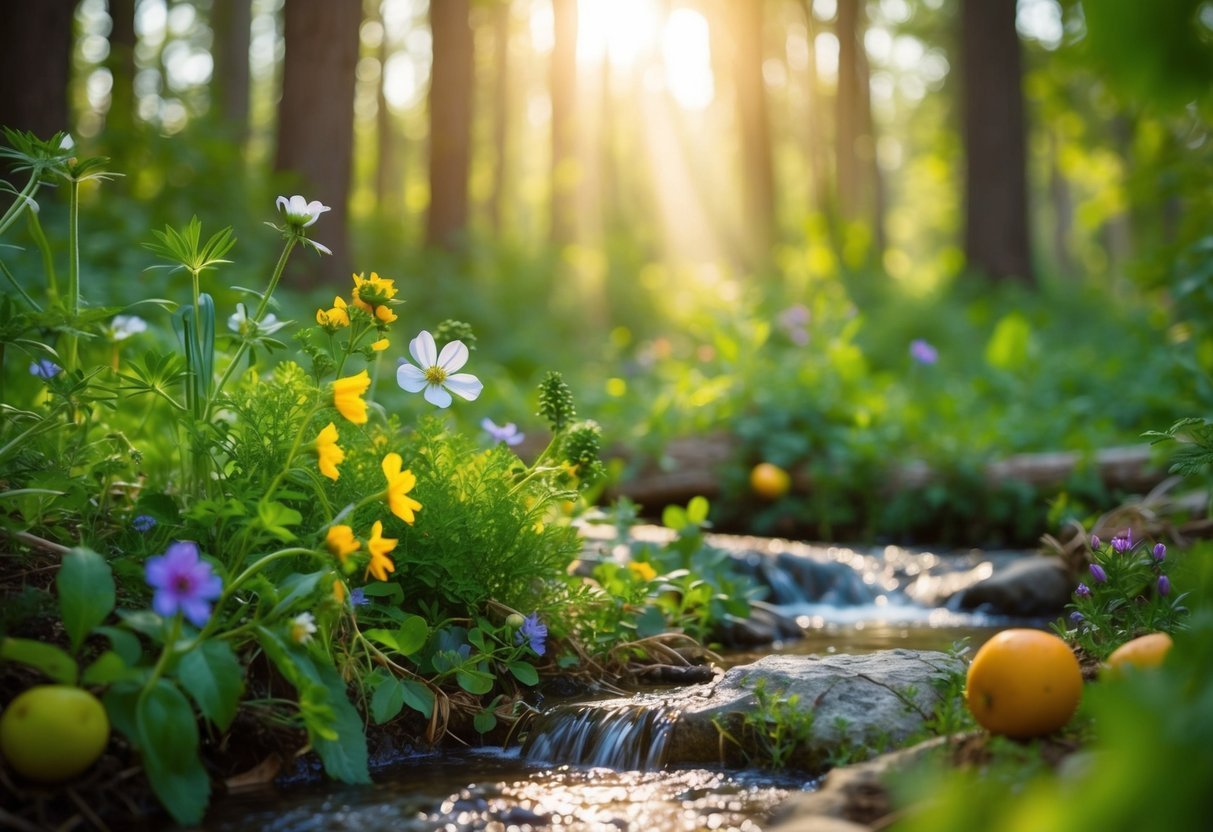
[352,272,398,312]
[275,194,332,255]
[1090,535,1100,550]
[396,330,483,408]
[1089,563,1108,583]
[29,359,61,379]
[515,613,548,656]
[332,581,346,604]
[1070,611,1085,625]
[133,514,157,533]
[289,612,317,645]
[375,305,397,324]
[1152,543,1167,562]
[482,418,524,447]
[109,314,148,341]
[316,422,345,481]
[365,520,397,582]
[1075,582,1091,598]
[145,541,223,628]
[382,453,422,524]
[316,296,350,330]
[325,525,360,566]
[909,339,938,365]
[1111,530,1133,554]
[629,561,657,582]
[778,305,810,346]
[371,338,390,352]
[350,587,370,607]
[333,370,371,424]
[1157,575,1171,596]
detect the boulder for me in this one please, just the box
[955,556,1073,617]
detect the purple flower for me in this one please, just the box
[29,359,61,379]
[778,305,810,346]
[909,339,938,365]
[1157,575,1171,596]
[515,612,548,656]
[1075,583,1091,598]
[145,541,223,627]
[1089,563,1108,583]
[1111,529,1133,554]
[481,417,525,447]
[350,587,370,607]
[1090,535,1101,550]
[1070,611,1084,625]
[132,514,157,533]
[1152,543,1166,562]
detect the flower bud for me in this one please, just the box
[1152,543,1166,562]
[1090,534,1100,550]
[1157,575,1171,596]
[1089,563,1108,583]
[1075,582,1091,598]
[505,613,525,629]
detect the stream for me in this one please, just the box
[186,538,1043,832]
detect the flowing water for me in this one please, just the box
[193,536,1040,831]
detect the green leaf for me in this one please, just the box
[256,499,303,543]
[473,710,497,734]
[269,570,324,618]
[370,677,405,724]
[117,609,169,642]
[456,668,495,695]
[81,650,141,685]
[508,661,539,686]
[635,606,668,639]
[96,625,143,665]
[686,496,710,525]
[0,637,77,685]
[177,639,244,731]
[400,679,435,719]
[57,547,115,654]
[136,680,210,826]
[662,505,688,531]
[365,615,429,657]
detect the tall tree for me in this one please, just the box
[798,0,831,217]
[549,0,577,246]
[426,0,474,251]
[375,3,402,216]
[488,0,511,232]
[961,0,1033,282]
[0,0,75,139]
[728,0,776,262]
[211,0,252,143]
[275,0,361,285]
[104,0,137,140]
[835,0,883,256]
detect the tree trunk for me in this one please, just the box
[729,0,776,263]
[104,0,137,141]
[550,0,577,246]
[0,0,75,140]
[488,0,511,233]
[211,0,252,144]
[375,0,401,215]
[274,0,361,286]
[798,0,830,217]
[961,0,1033,283]
[835,0,882,257]
[426,0,474,251]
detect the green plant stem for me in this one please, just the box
[61,174,82,373]
[0,172,39,239]
[187,546,321,647]
[140,614,183,700]
[0,259,40,312]
[210,236,297,409]
[24,208,57,305]
[260,401,324,499]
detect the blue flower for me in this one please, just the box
[1070,611,1084,625]
[515,612,548,656]
[350,587,370,607]
[1089,563,1108,583]
[1157,575,1171,597]
[481,417,525,447]
[133,514,157,533]
[29,359,61,379]
[145,541,223,627]
[1075,582,1091,598]
[909,339,938,365]
[1152,543,1166,562]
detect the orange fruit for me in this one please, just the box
[750,463,791,499]
[0,685,110,782]
[1105,632,1173,676]
[965,629,1083,739]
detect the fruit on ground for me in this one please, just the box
[1105,632,1173,676]
[965,628,1083,739]
[750,462,791,499]
[0,685,110,782]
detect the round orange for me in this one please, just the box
[1105,632,1173,676]
[750,463,791,500]
[965,629,1083,739]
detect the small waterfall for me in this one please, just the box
[522,703,678,770]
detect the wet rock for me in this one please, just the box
[664,651,963,772]
[954,556,1072,617]
[713,601,804,648]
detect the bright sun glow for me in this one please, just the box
[662,9,713,110]
[577,0,658,67]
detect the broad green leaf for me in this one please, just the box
[400,679,434,719]
[81,650,141,685]
[136,680,210,826]
[101,680,142,743]
[370,677,405,724]
[177,639,243,731]
[473,710,497,734]
[57,547,115,654]
[686,496,710,525]
[0,637,77,685]
[256,499,303,543]
[359,582,403,604]
[635,606,668,639]
[365,615,428,657]
[96,625,143,665]
[269,570,324,618]
[508,661,539,686]
[456,668,495,695]
[661,505,688,531]
[985,312,1034,372]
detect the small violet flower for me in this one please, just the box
[145,541,223,627]
[482,418,525,447]
[778,305,810,346]
[133,514,157,533]
[1090,535,1100,550]
[1089,563,1108,583]
[1070,611,1085,625]
[1152,543,1167,562]
[1075,582,1091,598]
[397,330,483,409]
[1111,529,1133,554]
[29,359,61,379]
[1157,575,1171,597]
[350,587,370,607]
[516,612,548,656]
[909,339,938,365]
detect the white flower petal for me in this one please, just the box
[424,383,453,408]
[397,363,428,392]
[308,239,332,256]
[410,331,437,368]
[436,340,469,373]
[444,373,483,402]
[276,195,289,213]
[288,195,308,215]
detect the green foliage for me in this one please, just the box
[537,370,576,432]
[714,678,816,771]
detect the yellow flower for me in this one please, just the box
[374,305,397,324]
[382,453,422,524]
[325,524,360,566]
[316,296,350,329]
[333,370,371,424]
[365,520,397,582]
[352,272,398,311]
[332,580,347,604]
[371,338,389,352]
[628,561,657,582]
[316,422,344,480]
